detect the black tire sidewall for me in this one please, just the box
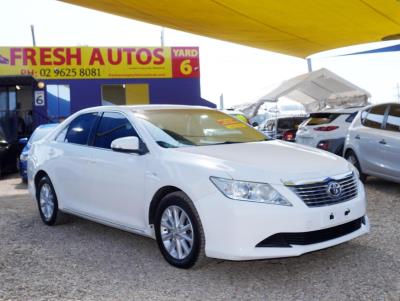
[346,151,367,182]
[36,176,59,226]
[155,193,202,269]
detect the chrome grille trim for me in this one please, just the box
[288,173,358,207]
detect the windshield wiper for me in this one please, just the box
[211,141,244,145]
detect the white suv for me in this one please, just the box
[28,105,369,268]
[296,107,363,155]
[344,103,400,183]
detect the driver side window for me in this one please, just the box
[93,112,138,149]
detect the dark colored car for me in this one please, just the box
[0,133,24,177]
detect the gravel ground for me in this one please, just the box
[0,174,399,301]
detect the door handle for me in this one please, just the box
[379,139,387,145]
[86,159,97,164]
[355,135,360,140]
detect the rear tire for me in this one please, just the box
[345,151,367,183]
[154,191,208,269]
[36,176,68,225]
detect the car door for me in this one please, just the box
[50,112,100,212]
[378,104,400,181]
[84,111,147,230]
[356,104,389,175]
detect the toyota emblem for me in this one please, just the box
[327,182,342,198]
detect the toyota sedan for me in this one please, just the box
[28,105,369,268]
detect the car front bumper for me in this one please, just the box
[195,182,369,260]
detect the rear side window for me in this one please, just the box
[345,112,358,123]
[385,104,400,132]
[362,105,387,129]
[306,113,340,126]
[93,112,138,149]
[65,113,98,145]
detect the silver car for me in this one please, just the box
[344,103,400,183]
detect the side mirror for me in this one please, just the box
[19,137,28,145]
[111,136,146,154]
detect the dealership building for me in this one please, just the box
[0,46,215,141]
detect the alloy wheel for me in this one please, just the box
[160,205,194,260]
[39,183,55,221]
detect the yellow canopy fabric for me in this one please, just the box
[62,0,400,57]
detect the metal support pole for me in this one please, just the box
[219,94,224,110]
[160,27,165,47]
[307,58,312,73]
[30,25,36,46]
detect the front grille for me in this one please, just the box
[288,173,358,207]
[256,217,363,248]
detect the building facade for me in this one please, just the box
[0,46,214,141]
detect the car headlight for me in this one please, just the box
[20,153,28,161]
[353,167,360,179]
[210,177,292,206]
[348,164,360,179]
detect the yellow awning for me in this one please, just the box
[62,0,400,58]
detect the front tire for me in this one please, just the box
[345,151,367,182]
[155,191,206,269]
[36,176,67,225]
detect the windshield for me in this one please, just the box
[135,109,266,148]
[306,113,341,126]
[278,117,307,130]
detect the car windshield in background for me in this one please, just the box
[278,118,307,130]
[306,113,341,126]
[135,109,266,148]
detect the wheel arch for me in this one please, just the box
[148,185,183,225]
[34,170,49,191]
[344,147,356,158]
[34,170,52,202]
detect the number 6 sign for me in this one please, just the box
[171,47,200,78]
[34,90,45,106]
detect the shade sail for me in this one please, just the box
[242,68,370,116]
[62,0,400,57]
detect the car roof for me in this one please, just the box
[361,102,398,111]
[312,106,365,114]
[222,110,246,115]
[74,105,215,115]
[265,115,308,121]
[37,123,59,129]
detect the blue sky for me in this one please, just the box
[1,0,400,107]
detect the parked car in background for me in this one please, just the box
[344,103,400,183]
[0,128,24,177]
[19,123,58,182]
[296,107,363,155]
[222,109,250,124]
[258,116,308,141]
[28,105,368,269]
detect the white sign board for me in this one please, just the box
[34,91,45,106]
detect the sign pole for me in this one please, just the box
[307,58,312,73]
[30,25,36,47]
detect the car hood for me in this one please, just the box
[22,143,31,155]
[173,141,352,184]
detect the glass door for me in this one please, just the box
[46,85,71,122]
[0,86,18,141]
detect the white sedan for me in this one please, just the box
[28,105,369,268]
